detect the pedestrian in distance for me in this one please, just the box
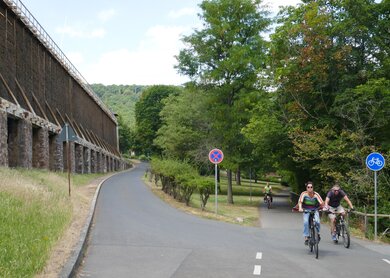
[263,181,273,203]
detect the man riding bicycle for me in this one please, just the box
[263,182,273,203]
[324,184,354,242]
[298,181,324,245]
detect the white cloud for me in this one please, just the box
[66,51,84,66]
[56,25,106,39]
[97,9,116,22]
[168,7,197,19]
[264,0,301,15]
[84,25,191,85]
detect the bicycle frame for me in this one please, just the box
[265,194,272,209]
[304,210,320,259]
[333,211,350,248]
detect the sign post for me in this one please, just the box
[365,152,385,241]
[57,123,78,197]
[249,168,252,202]
[209,148,224,214]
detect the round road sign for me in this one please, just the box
[366,152,385,171]
[209,149,224,164]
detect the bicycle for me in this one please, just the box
[264,193,272,209]
[333,209,351,248]
[304,209,320,259]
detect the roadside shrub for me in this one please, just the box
[197,178,214,210]
[150,157,208,207]
[176,173,197,205]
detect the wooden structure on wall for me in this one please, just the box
[0,0,128,172]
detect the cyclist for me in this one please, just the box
[324,184,354,242]
[298,181,324,245]
[263,182,273,203]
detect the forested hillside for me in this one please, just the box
[91,84,146,128]
[90,84,147,154]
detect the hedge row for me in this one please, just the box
[149,158,214,209]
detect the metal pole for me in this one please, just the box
[66,124,71,197]
[249,168,252,202]
[215,163,218,214]
[374,171,377,241]
[67,141,71,197]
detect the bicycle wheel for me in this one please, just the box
[313,226,319,259]
[341,223,350,248]
[309,222,315,252]
[335,223,340,243]
[267,198,271,209]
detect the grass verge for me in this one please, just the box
[0,167,105,277]
[143,174,283,227]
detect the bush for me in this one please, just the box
[197,178,214,210]
[138,154,149,161]
[150,157,211,208]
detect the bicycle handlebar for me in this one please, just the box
[323,207,353,214]
[302,209,322,213]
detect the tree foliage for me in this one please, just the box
[91,84,144,128]
[134,85,183,156]
[131,0,389,220]
[155,87,213,166]
[175,0,271,203]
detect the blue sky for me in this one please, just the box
[19,0,300,86]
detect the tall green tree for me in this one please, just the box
[117,114,134,154]
[270,0,390,198]
[176,0,271,203]
[134,85,182,156]
[155,87,213,167]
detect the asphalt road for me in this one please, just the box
[76,163,390,277]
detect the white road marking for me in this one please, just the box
[256,252,262,260]
[383,259,390,265]
[253,265,261,275]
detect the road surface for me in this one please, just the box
[76,163,390,277]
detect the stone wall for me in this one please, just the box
[0,110,7,166]
[32,127,49,169]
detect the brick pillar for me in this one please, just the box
[101,153,105,173]
[90,149,97,173]
[49,134,63,171]
[100,154,105,173]
[8,118,32,168]
[0,110,8,166]
[75,144,84,174]
[70,142,75,173]
[32,127,49,169]
[103,155,108,173]
[107,156,111,172]
[95,152,101,173]
[63,142,76,173]
[83,147,91,174]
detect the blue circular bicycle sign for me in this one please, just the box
[209,148,224,164]
[366,152,385,171]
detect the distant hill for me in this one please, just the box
[91,84,146,128]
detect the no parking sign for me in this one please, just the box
[209,148,224,164]
[209,148,223,214]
